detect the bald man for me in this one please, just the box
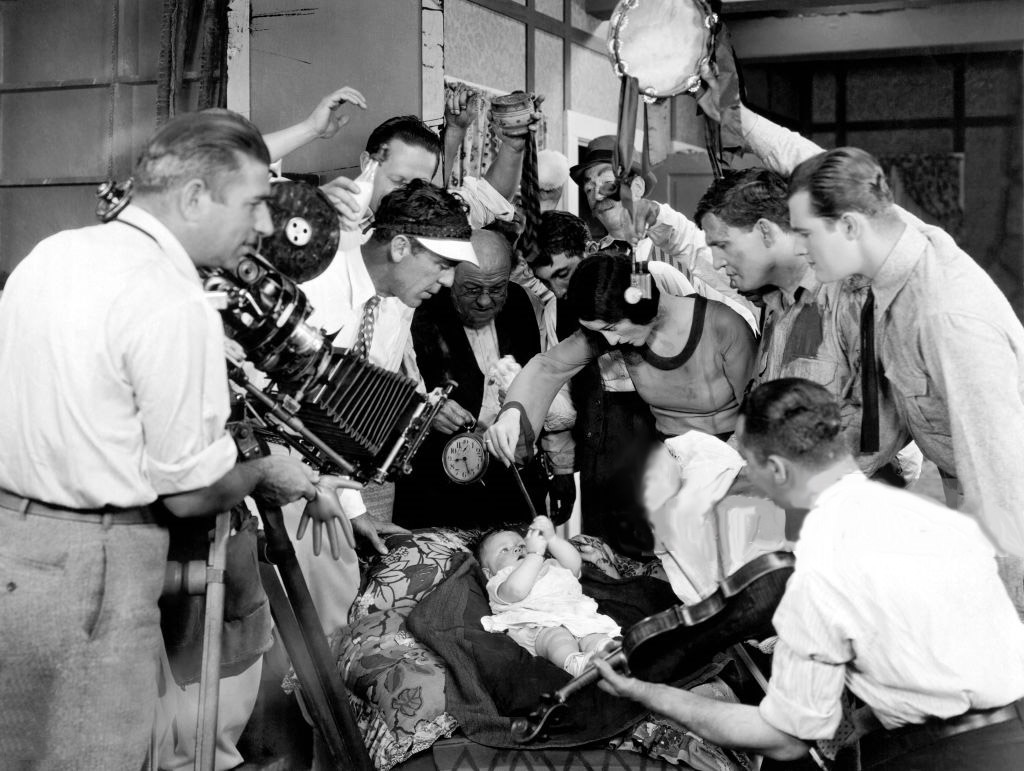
[394,229,553,528]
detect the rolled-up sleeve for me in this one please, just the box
[759,572,850,740]
[124,296,237,495]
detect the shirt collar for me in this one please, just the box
[870,223,927,316]
[809,470,868,513]
[117,204,202,284]
[762,269,821,314]
[351,242,379,307]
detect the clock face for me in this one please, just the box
[442,432,489,484]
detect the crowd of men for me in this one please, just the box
[1,57,1023,770]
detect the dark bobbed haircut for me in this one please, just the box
[132,108,270,199]
[566,251,660,327]
[371,178,471,245]
[365,115,442,159]
[695,167,791,232]
[739,378,849,469]
[534,210,591,269]
[788,147,894,220]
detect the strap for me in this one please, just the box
[641,295,708,370]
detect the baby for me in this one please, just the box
[477,515,620,677]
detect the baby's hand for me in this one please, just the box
[532,515,555,540]
[525,528,547,556]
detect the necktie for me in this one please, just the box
[351,295,380,361]
[860,288,880,453]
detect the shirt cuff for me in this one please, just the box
[147,433,238,496]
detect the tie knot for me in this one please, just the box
[365,295,381,311]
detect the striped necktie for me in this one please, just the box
[860,288,880,453]
[351,295,381,361]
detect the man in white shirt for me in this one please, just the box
[595,378,1024,769]
[286,179,480,635]
[0,109,322,769]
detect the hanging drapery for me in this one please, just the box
[157,0,230,124]
[880,153,965,242]
[443,78,547,190]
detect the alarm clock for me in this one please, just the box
[442,430,490,484]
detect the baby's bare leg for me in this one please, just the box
[535,625,580,669]
[580,633,615,655]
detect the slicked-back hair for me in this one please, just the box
[695,167,791,231]
[789,147,894,220]
[566,251,660,327]
[740,378,849,469]
[534,210,591,269]
[366,115,442,160]
[133,108,270,200]
[371,179,471,245]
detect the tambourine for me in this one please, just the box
[260,179,341,283]
[607,0,720,100]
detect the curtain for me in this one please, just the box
[443,78,547,189]
[880,153,965,241]
[157,0,230,124]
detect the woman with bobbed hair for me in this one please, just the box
[486,251,755,468]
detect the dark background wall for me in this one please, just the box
[742,51,1023,315]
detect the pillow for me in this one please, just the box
[329,607,457,771]
[349,528,471,623]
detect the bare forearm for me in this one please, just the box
[263,122,318,164]
[160,458,269,518]
[496,552,546,602]
[631,682,808,760]
[547,536,582,576]
[442,125,466,183]
[484,137,526,201]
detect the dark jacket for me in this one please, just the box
[394,283,547,529]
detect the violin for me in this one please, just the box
[511,550,795,743]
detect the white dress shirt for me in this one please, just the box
[0,205,237,508]
[759,472,1024,741]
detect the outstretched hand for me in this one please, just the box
[305,86,367,140]
[295,475,362,559]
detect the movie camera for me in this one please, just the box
[97,177,451,484]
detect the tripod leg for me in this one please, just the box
[257,502,373,771]
[195,511,231,771]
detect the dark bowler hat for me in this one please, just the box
[569,134,657,194]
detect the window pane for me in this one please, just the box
[847,60,952,121]
[446,0,526,92]
[536,31,565,152]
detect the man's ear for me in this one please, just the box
[390,234,413,264]
[766,454,789,486]
[630,175,646,199]
[839,212,862,240]
[482,566,493,579]
[757,219,777,247]
[177,178,208,222]
[584,241,600,256]
[359,150,371,171]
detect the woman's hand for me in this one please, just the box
[484,407,521,466]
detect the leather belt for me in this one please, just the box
[859,698,1024,768]
[0,488,158,526]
